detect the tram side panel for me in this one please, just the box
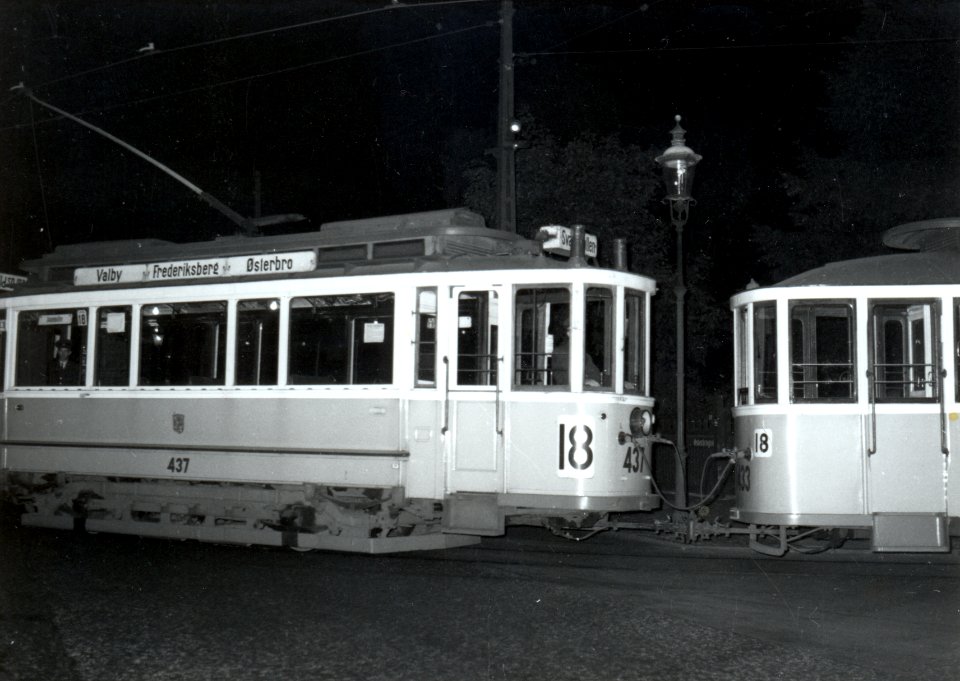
[4,393,407,487]
[403,397,444,501]
[506,399,657,509]
[732,411,866,524]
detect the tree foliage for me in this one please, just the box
[461,123,728,436]
[752,3,960,283]
[463,123,669,275]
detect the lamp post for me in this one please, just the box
[655,115,702,509]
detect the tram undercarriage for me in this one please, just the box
[8,474,484,553]
[5,473,641,554]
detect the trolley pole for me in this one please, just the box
[656,116,701,509]
[495,0,516,233]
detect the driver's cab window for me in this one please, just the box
[514,287,568,387]
[584,287,613,390]
[790,300,855,402]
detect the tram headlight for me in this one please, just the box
[629,408,654,437]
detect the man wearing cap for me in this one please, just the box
[48,341,81,386]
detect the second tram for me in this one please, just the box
[730,218,960,554]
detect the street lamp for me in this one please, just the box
[655,114,702,509]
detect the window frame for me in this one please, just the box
[788,299,857,404]
[869,298,941,404]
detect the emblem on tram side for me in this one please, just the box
[172,413,185,434]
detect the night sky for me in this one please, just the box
[1,1,958,281]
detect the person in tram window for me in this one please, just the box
[48,340,82,386]
[550,321,602,387]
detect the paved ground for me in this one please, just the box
[1,515,957,681]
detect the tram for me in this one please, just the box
[730,218,960,554]
[0,208,659,553]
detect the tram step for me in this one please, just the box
[871,513,949,553]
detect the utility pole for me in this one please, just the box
[495,0,516,233]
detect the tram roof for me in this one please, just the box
[881,217,960,252]
[776,250,960,287]
[7,208,641,294]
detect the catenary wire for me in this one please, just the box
[30,0,496,92]
[1,22,496,134]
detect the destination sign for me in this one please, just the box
[538,225,599,259]
[0,272,27,288]
[74,251,317,286]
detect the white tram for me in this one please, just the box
[730,218,960,554]
[0,208,659,553]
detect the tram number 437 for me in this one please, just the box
[167,457,190,474]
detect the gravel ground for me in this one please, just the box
[1,513,957,681]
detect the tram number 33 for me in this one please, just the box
[737,463,751,492]
[167,457,191,474]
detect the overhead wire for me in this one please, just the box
[28,0,496,92]
[0,0,496,117]
[519,34,960,58]
[1,21,496,134]
[526,3,657,55]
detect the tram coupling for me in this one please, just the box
[604,439,753,545]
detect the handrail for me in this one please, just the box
[866,368,877,455]
[441,356,450,435]
[939,368,949,455]
[495,356,504,435]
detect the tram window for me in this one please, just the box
[624,291,645,395]
[139,301,226,386]
[458,291,498,386]
[754,303,777,403]
[0,311,5,390]
[585,287,613,390]
[789,301,855,402]
[735,307,748,405]
[514,288,569,387]
[415,288,437,387]
[869,301,939,402]
[236,299,279,386]
[95,307,131,386]
[288,293,394,385]
[16,308,88,387]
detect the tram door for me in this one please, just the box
[867,300,946,514]
[446,287,504,493]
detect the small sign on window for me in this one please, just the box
[39,313,73,326]
[364,322,385,343]
[105,312,126,333]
